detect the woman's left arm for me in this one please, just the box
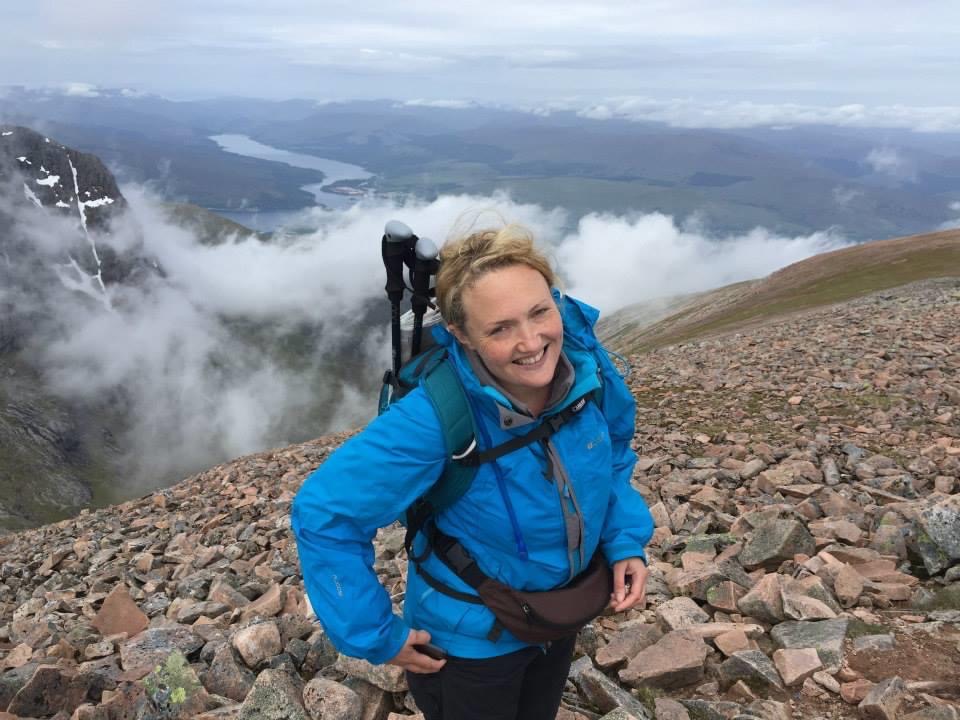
[597,373,655,569]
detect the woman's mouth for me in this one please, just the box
[514,346,547,366]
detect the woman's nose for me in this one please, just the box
[515,321,538,349]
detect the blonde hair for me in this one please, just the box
[436,223,556,330]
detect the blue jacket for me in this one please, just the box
[292,293,654,663]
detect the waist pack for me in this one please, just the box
[421,527,613,644]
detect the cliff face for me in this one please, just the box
[0,126,158,529]
[0,125,126,230]
[0,125,158,292]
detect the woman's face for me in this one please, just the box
[452,264,563,410]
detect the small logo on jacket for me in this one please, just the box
[586,431,607,450]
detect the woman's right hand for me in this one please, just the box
[387,629,447,674]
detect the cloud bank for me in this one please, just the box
[574,98,960,133]
[3,184,849,495]
[555,212,848,313]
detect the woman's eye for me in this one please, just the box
[489,326,506,336]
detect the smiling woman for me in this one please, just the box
[293,220,655,720]
[448,265,564,416]
[439,226,564,415]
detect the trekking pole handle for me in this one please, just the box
[383,220,417,375]
[411,236,439,310]
[410,237,439,357]
[383,221,414,303]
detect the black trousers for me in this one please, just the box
[406,635,576,720]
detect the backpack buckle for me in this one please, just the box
[451,437,478,462]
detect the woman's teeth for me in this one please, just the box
[514,347,546,365]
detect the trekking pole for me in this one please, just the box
[410,236,439,357]
[383,220,415,377]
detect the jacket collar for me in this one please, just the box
[466,347,575,425]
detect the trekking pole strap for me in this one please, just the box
[456,392,594,467]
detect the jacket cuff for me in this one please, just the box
[364,614,411,666]
[601,543,648,567]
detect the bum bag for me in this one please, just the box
[417,526,613,644]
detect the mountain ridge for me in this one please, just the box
[601,228,960,353]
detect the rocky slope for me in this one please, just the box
[0,277,957,719]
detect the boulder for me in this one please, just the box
[232,622,282,669]
[770,618,848,672]
[302,677,363,720]
[237,668,308,720]
[739,520,816,570]
[619,631,709,689]
[717,650,784,694]
[858,676,907,720]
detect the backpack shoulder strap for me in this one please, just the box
[420,357,479,511]
[403,354,479,560]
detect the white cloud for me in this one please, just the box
[865,146,916,182]
[4,2,960,109]
[63,82,100,97]
[402,99,476,109]
[574,97,960,132]
[938,200,960,230]
[866,147,903,174]
[286,45,452,73]
[556,211,849,314]
[3,183,567,488]
[0,179,861,489]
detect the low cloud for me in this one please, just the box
[402,99,476,110]
[63,82,100,97]
[938,200,960,230]
[573,97,960,132]
[556,211,849,314]
[865,146,916,182]
[4,182,850,492]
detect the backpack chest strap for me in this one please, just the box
[456,392,594,467]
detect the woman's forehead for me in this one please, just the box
[462,265,552,321]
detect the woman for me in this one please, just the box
[292,224,654,720]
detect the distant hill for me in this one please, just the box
[160,203,266,244]
[4,90,960,238]
[601,229,960,353]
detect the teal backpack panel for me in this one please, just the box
[379,344,479,518]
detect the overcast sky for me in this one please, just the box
[4,1,959,122]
